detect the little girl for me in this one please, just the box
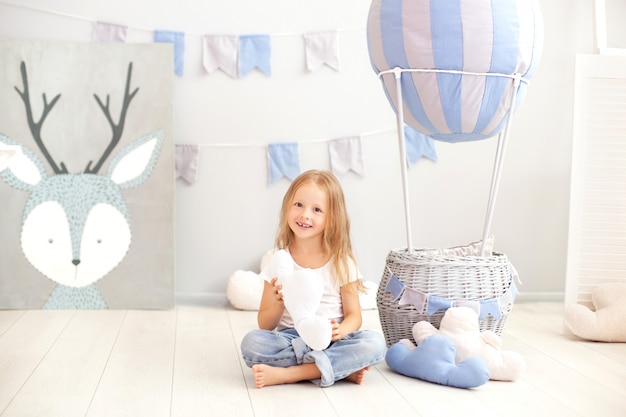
[240,170,386,388]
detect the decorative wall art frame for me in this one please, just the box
[0,40,175,309]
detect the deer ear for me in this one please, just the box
[107,130,164,189]
[0,134,45,190]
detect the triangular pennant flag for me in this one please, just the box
[92,21,128,42]
[404,125,438,166]
[427,295,452,316]
[479,298,502,320]
[239,34,271,77]
[384,274,405,301]
[154,30,185,76]
[268,142,300,185]
[498,281,517,313]
[329,136,365,177]
[399,286,427,312]
[203,35,239,78]
[303,30,339,71]
[175,144,199,185]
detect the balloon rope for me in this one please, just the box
[392,67,414,252]
[377,68,530,85]
[480,74,522,256]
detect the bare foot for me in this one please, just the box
[343,366,371,384]
[251,363,321,388]
[252,364,283,388]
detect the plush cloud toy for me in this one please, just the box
[413,307,525,381]
[564,283,626,342]
[385,334,490,388]
[267,250,332,351]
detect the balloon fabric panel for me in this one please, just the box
[366,0,543,143]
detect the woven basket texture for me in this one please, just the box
[376,247,515,347]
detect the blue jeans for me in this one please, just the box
[240,328,386,387]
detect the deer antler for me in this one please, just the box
[86,62,139,174]
[14,61,67,174]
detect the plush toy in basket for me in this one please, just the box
[377,239,518,347]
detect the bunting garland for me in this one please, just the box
[0,2,352,77]
[384,273,517,320]
[173,126,438,186]
[2,2,441,185]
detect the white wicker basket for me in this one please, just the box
[376,245,517,347]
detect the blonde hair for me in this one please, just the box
[275,170,360,290]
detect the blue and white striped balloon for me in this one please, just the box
[367,0,543,143]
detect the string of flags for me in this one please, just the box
[99,23,341,77]
[384,273,517,320]
[2,2,350,77]
[174,128,438,186]
[2,2,441,184]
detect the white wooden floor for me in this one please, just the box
[0,301,625,417]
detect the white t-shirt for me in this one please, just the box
[259,251,361,330]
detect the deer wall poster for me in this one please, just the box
[0,41,175,309]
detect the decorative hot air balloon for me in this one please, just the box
[366,0,543,251]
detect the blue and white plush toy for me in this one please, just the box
[385,334,490,389]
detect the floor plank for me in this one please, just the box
[0,310,75,414]
[0,310,25,336]
[1,310,126,417]
[85,310,176,417]
[505,307,626,416]
[227,308,341,417]
[0,302,624,417]
[170,306,254,417]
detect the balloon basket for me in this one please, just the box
[376,244,517,347]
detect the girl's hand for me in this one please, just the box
[257,278,285,330]
[270,277,284,305]
[330,319,342,342]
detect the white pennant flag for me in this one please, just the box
[303,30,340,71]
[92,21,128,42]
[329,136,365,177]
[202,35,239,78]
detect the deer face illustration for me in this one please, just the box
[0,61,164,308]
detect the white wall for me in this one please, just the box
[0,0,601,300]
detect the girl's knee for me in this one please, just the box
[361,330,387,356]
[240,330,263,356]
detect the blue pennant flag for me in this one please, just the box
[268,142,300,185]
[479,298,502,320]
[239,34,271,77]
[404,125,438,166]
[427,294,452,316]
[384,274,405,301]
[154,30,185,76]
